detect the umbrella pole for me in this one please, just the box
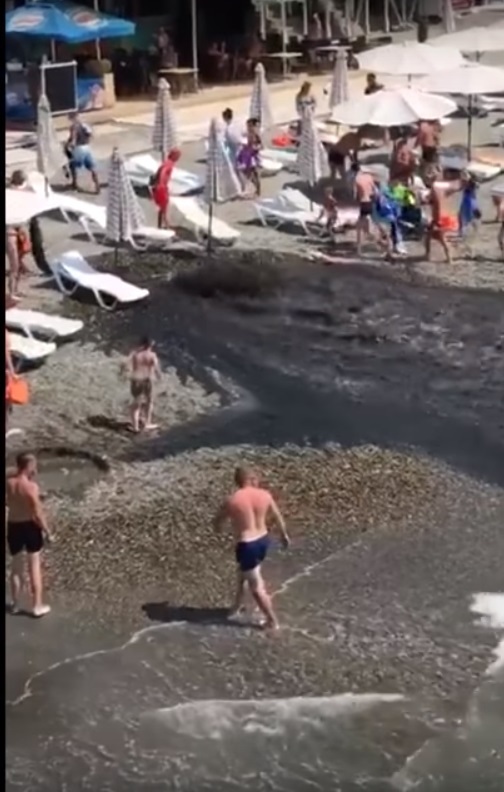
[467,95,473,161]
[191,0,199,90]
[207,200,213,253]
[50,40,56,62]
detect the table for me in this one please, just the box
[158,67,198,97]
[264,52,303,78]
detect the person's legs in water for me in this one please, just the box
[246,566,279,630]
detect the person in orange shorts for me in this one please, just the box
[150,148,181,229]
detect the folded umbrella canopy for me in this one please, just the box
[6,2,134,43]
[356,42,466,79]
[296,107,329,185]
[36,93,66,189]
[249,63,273,130]
[328,50,350,112]
[152,78,179,160]
[106,148,145,252]
[204,118,241,250]
[442,0,456,35]
[330,88,457,127]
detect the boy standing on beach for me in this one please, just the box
[121,337,162,433]
[213,467,290,631]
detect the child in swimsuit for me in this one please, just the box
[318,186,338,240]
[237,118,262,197]
[458,172,481,238]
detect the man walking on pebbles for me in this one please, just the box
[121,337,161,433]
[213,467,290,631]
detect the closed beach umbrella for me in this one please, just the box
[443,0,456,35]
[152,78,178,159]
[204,118,241,249]
[328,50,350,112]
[106,148,145,249]
[249,63,273,129]
[357,42,465,78]
[296,108,329,185]
[330,87,456,127]
[36,93,65,191]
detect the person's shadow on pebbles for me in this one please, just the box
[141,602,258,629]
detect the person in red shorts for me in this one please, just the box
[150,148,181,229]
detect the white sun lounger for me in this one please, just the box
[125,154,204,194]
[255,196,359,236]
[27,172,176,249]
[5,309,84,341]
[262,147,298,172]
[9,332,57,363]
[49,250,149,311]
[170,196,240,245]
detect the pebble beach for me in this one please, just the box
[6,22,504,790]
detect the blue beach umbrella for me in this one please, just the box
[6,2,134,43]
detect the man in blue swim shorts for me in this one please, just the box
[213,467,290,630]
[66,112,100,194]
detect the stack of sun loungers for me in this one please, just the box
[6,308,84,366]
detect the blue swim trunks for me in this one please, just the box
[235,534,269,573]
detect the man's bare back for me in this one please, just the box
[7,472,40,523]
[225,485,277,543]
[129,348,160,382]
[355,172,375,203]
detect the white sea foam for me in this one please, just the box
[144,694,404,741]
[471,592,504,676]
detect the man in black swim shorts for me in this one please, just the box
[6,453,53,617]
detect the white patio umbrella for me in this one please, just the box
[356,42,466,80]
[328,50,350,112]
[152,78,178,160]
[415,63,504,155]
[296,108,329,186]
[442,0,456,35]
[249,63,274,129]
[330,88,457,127]
[36,93,65,194]
[204,118,241,250]
[429,26,504,59]
[106,147,145,258]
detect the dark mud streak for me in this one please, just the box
[87,253,504,487]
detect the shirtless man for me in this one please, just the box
[213,467,290,631]
[6,453,53,617]
[121,337,161,433]
[417,120,440,169]
[354,164,379,255]
[423,167,461,264]
[327,130,361,182]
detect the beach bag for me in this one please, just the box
[6,376,29,405]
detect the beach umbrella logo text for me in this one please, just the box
[68,9,104,29]
[8,10,45,31]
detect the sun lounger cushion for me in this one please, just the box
[170,196,240,242]
[9,333,56,362]
[5,309,83,340]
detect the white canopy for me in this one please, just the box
[330,88,457,127]
[429,26,504,55]
[356,42,466,77]
[5,188,60,226]
[415,63,504,96]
